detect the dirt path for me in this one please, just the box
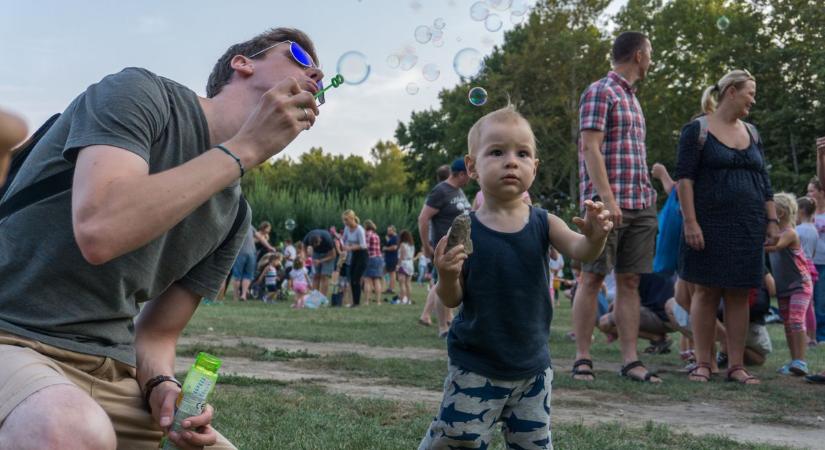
[178,344,824,449]
[179,335,446,361]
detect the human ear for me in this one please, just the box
[230,55,255,77]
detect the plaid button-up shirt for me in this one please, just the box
[578,71,655,210]
[366,230,382,257]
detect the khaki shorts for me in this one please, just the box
[0,331,235,449]
[582,205,658,275]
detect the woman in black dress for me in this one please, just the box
[676,70,779,384]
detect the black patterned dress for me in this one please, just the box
[675,120,773,289]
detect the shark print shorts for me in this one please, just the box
[419,361,554,450]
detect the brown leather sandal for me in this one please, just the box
[726,365,760,385]
[688,362,712,382]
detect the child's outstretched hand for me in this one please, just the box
[433,234,467,281]
[572,200,613,239]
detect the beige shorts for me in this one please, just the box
[0,331,235,449]
[582,205,658,275]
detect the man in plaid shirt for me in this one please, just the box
[571,31,661,383]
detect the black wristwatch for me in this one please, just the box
[143,375,182,412]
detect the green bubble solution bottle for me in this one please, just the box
[159,352,222,450]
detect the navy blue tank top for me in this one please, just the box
[447,206,552,380]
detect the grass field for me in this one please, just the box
[180,283,824,449]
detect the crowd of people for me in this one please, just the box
[222,214,436,309]
[1,22,824,450]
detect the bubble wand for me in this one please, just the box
[314,74,345,100]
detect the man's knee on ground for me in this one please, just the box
[0,384,116,450]
[744,347,766,366]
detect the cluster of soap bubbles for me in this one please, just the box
[387,46,419,72]
[339,0,529,101]
[470,0,530,30]
[413,17,448,47]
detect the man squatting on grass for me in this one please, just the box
[0,27,323,449]
[418,106,613,450]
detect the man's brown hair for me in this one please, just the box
[206,27,318,98]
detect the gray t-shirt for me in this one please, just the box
[425,181,470,245]
[342,225,366,264]
[0,68,248,365]
[796,223,817,260]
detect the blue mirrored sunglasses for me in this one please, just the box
[248,40,325,104]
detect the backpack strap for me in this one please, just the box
[0,114,66,221]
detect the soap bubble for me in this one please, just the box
[285,219,296,231]
[415,25,433,44]
[470,1,489,21]
[433,17,446,30]
[453,48,483,78]
[422,63,440,81]
[510,0,529,15]
[433,38,445,48]
[386,54,400,69]
[400,52,419,70]
[406,82,420,95]
[486,0,512,10]
[409,0,422,11]
[336,51,370,85]
[431,28,444,41]
[511,12,526,25]
[485,14,503,32]
[716,15,730,31]
[468,87,488,106]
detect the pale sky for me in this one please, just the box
[1,0,626,161]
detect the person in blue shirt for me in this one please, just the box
[418,105,612,450]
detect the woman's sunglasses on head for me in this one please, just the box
[248,41,325,104]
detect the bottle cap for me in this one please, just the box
[194,352,222,374]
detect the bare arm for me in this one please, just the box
[817,137,825,182]
[764,227,795,252]
[0,109,27,186]
[72,146,242,265]
[677,179,705,251]
[318,249,335,263]
[135,285,204,423]
[548,201,611,263]
[72,78,318,265]
[255,231,276,252]
[765,201,780,246]
[581,130,621,225]
[651,162,676,195]
[418,205,439,257]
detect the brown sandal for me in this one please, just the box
[571,358,595,381]
[726,365,760,385]
[688,362,712,382]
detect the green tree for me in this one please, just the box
[614,0,825,194]
[395,108,449,195]
[364,140,409,197]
